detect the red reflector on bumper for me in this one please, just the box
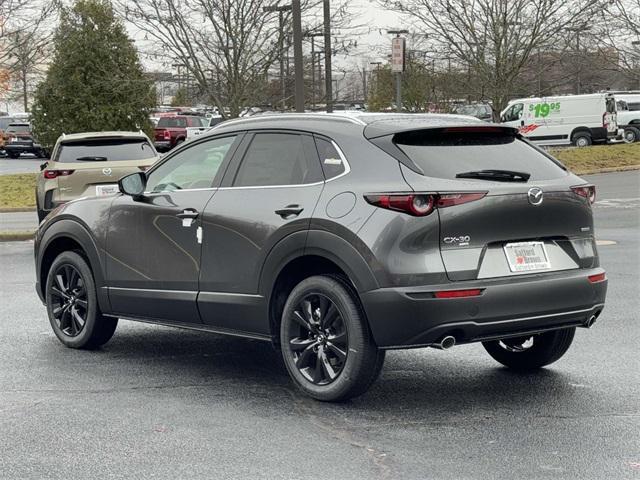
[434,289,483,299]
[588,273,606,283]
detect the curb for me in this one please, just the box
[0,231,36,242]
[574,165,640,175]
[0,206,36,213]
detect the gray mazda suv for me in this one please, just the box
[34,113,607,401]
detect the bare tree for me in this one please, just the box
[380,0,602,119]
[118,0,354,118]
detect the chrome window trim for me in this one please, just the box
[211,113,367,131]
[218,139,350,190]
[143,187,217,195]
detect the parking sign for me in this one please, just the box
[391,37,405,73]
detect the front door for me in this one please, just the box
[105,134,241,323]
[198,131,325,334]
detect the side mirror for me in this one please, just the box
[40,162,47,171]
[118,172,147,199]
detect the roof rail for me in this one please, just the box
[215,113,367,129]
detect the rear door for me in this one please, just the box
[197,130,324,334]
[394,127,597,281]
[54,137,157,203]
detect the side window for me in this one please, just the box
[146,135,236,192]
[233,133,322,187]
[314,137,346,180]
[503,104,523,122]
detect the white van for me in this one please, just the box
[500,93,621,147]
[614,92,640,143]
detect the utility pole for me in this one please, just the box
[323,0,333,112]
[388,29,408,113]
[292,0,305,112]
[263,4,292,111]
[305,32,323,110]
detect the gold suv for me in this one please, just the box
[36,131,159,221]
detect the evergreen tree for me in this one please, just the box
[31,0,155,149]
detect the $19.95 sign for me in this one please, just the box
[529,102,561,118]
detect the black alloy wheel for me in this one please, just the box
[286,293,349,385]
[49,264,88,337]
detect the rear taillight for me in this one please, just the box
[588,272,606,283]
[364,192,486,216]
[163,130,171,140]
[434,288,483,299]
[43,169,74,179]
[571,185,596,204]
[602,112,608,128]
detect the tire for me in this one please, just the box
[45,251,118,349]
[572,133,592,148]
[280,275,384,402]
[623,126,640,144]
[482,327,576,371]
[7,151,20,159]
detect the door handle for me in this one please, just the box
[177,208,199,227]
[176,208,199,219]
[275,205,304,219]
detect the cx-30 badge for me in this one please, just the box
[102,168,112,176]
[528,187,544,206]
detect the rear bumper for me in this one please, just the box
[154,141,171,151]
[360,268,607,349]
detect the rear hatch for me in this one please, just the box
[52,137,158,202]
[391,127,597,281]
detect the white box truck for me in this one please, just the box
[615,92,640,143]
[500,93,622,147]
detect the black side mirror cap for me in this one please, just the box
[39,162,47,171]
[118,172,147,200]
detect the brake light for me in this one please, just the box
[588,272,606,283]
[571,185,596,204]
[163,130,171,140]
[43,169,74,179]
[364,192,486,216]
[434,289,483,298]
[602,112,608,128]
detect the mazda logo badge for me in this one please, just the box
[528,187,544,206]
[102,168,112,176]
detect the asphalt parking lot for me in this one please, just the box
[0,171,638,479]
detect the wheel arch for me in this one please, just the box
[37,219,109,311]
[260,230,380,346]
[570,126,592,140]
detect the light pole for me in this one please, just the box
[568,25,592,94]
[632,40,640,90]
[305,32,324,110]
[323,0,333,113]
[388,29,408,112]
[263,4,292,111]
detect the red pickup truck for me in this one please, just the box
[153,115,208,152]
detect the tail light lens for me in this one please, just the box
[163,130,171,140]
[588,272,606,283]
[434,288,483,298]
[43,169,74,179]
[364,192,486,216]
[571,185,596,204]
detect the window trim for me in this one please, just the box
[219,133,350,190]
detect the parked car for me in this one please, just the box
[34,113,607,402]
[185,115,225,141]
[3,123,47,158]
[615,93,640,143]
[35,131,159,222]
[452,103,493,121]
[153,114,208,151]
[500,93,622,147]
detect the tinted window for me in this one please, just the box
[315,137,346,179]
[605,97,616,113]
[157,117,187,128]
[56,139,156,162]
[234,133,320,187]
[7,124,30,133]
[147,135,236,192]
[394,129,567,181]
[627,102,640,111]
[502,103,523,122]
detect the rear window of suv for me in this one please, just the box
[394,129,567,180]
[56,139,156,162]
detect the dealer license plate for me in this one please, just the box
[503,241,551,272]
[95,184,119,196]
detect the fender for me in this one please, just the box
[258,229,380,299]
[36,218,110,313]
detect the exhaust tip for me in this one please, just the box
[585,315,597,328]
[434,335,456,350]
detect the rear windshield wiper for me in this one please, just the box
[76,156,108,162]
[455,169,531,182]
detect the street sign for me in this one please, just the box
[391,37,405,73]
